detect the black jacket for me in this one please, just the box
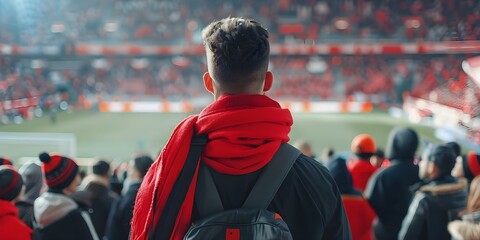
[83,178,119,238]
[398,176,467,240]
[192,154,352,240]
[364,127,421,240]
[365,160,420,239]
[33,192,98,240]
[326,156,360,196]
[104,182,141,240]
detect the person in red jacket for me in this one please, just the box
[327,156,376,240]
[348,134,378,192]
[0,165,32,240]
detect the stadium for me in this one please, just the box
[0,0,480,240]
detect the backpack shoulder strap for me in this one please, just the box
[195,164,224,218]
[195,143,301,218]
[242,143,301,209]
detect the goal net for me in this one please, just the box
[404,56,480,151]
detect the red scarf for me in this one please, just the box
[130,94,292,240]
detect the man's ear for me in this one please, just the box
[263,71,274,92]
[203,72,214,94]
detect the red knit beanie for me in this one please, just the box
[0,157,12,166]
[39,152,79,190]
[0,165,24,201]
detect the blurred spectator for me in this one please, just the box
[109,167,124,196]
[327,156,376,240]
[34,152,98,240]
[365,127,420,240]
[79,170,86,181]
[347,134,377,192]
[0,165,32,240]
[370,149,390,169]
[104,155,153,240]
[80,160,118,238]
[399,145,467,240]
[16,161,43,229]
[448,176,480,240]
[321,147,336,163]
[452,151,480,186]
[294,139,316,159]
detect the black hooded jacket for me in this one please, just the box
[398,176,467,240]
[326,156,361,196]
[364,127,421,240]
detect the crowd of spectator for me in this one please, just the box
[0,153,154,240]
[1,0,479,45]
[2,127,480,239]
[1,49,478,140]
[1,54,476,108]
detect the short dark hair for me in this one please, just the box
[445,142,461,157]
[428,145,456,177]
[92,160,110,176]
[134,155,154,178]
[202,17,270,92]
[374,149,385,158]
[326,148,335,157]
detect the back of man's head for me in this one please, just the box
[202,17,270,93]
[92,160,110,177]
[445,141,461,157]
[326,156,354,195]
[133,155,154,178]
[427,145,456,178]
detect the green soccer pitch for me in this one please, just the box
[1,111,438,163]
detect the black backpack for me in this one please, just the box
[185,143,301,240]
[148,135,301,240]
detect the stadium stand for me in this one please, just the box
[1,0,479,44]
[0,54,475,102]
[1,3,480,239]
[0,0,478,147]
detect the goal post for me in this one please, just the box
[0,132,77,163]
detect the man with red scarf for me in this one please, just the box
[130,17,351,240]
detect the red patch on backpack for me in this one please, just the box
[226,228,240,240]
